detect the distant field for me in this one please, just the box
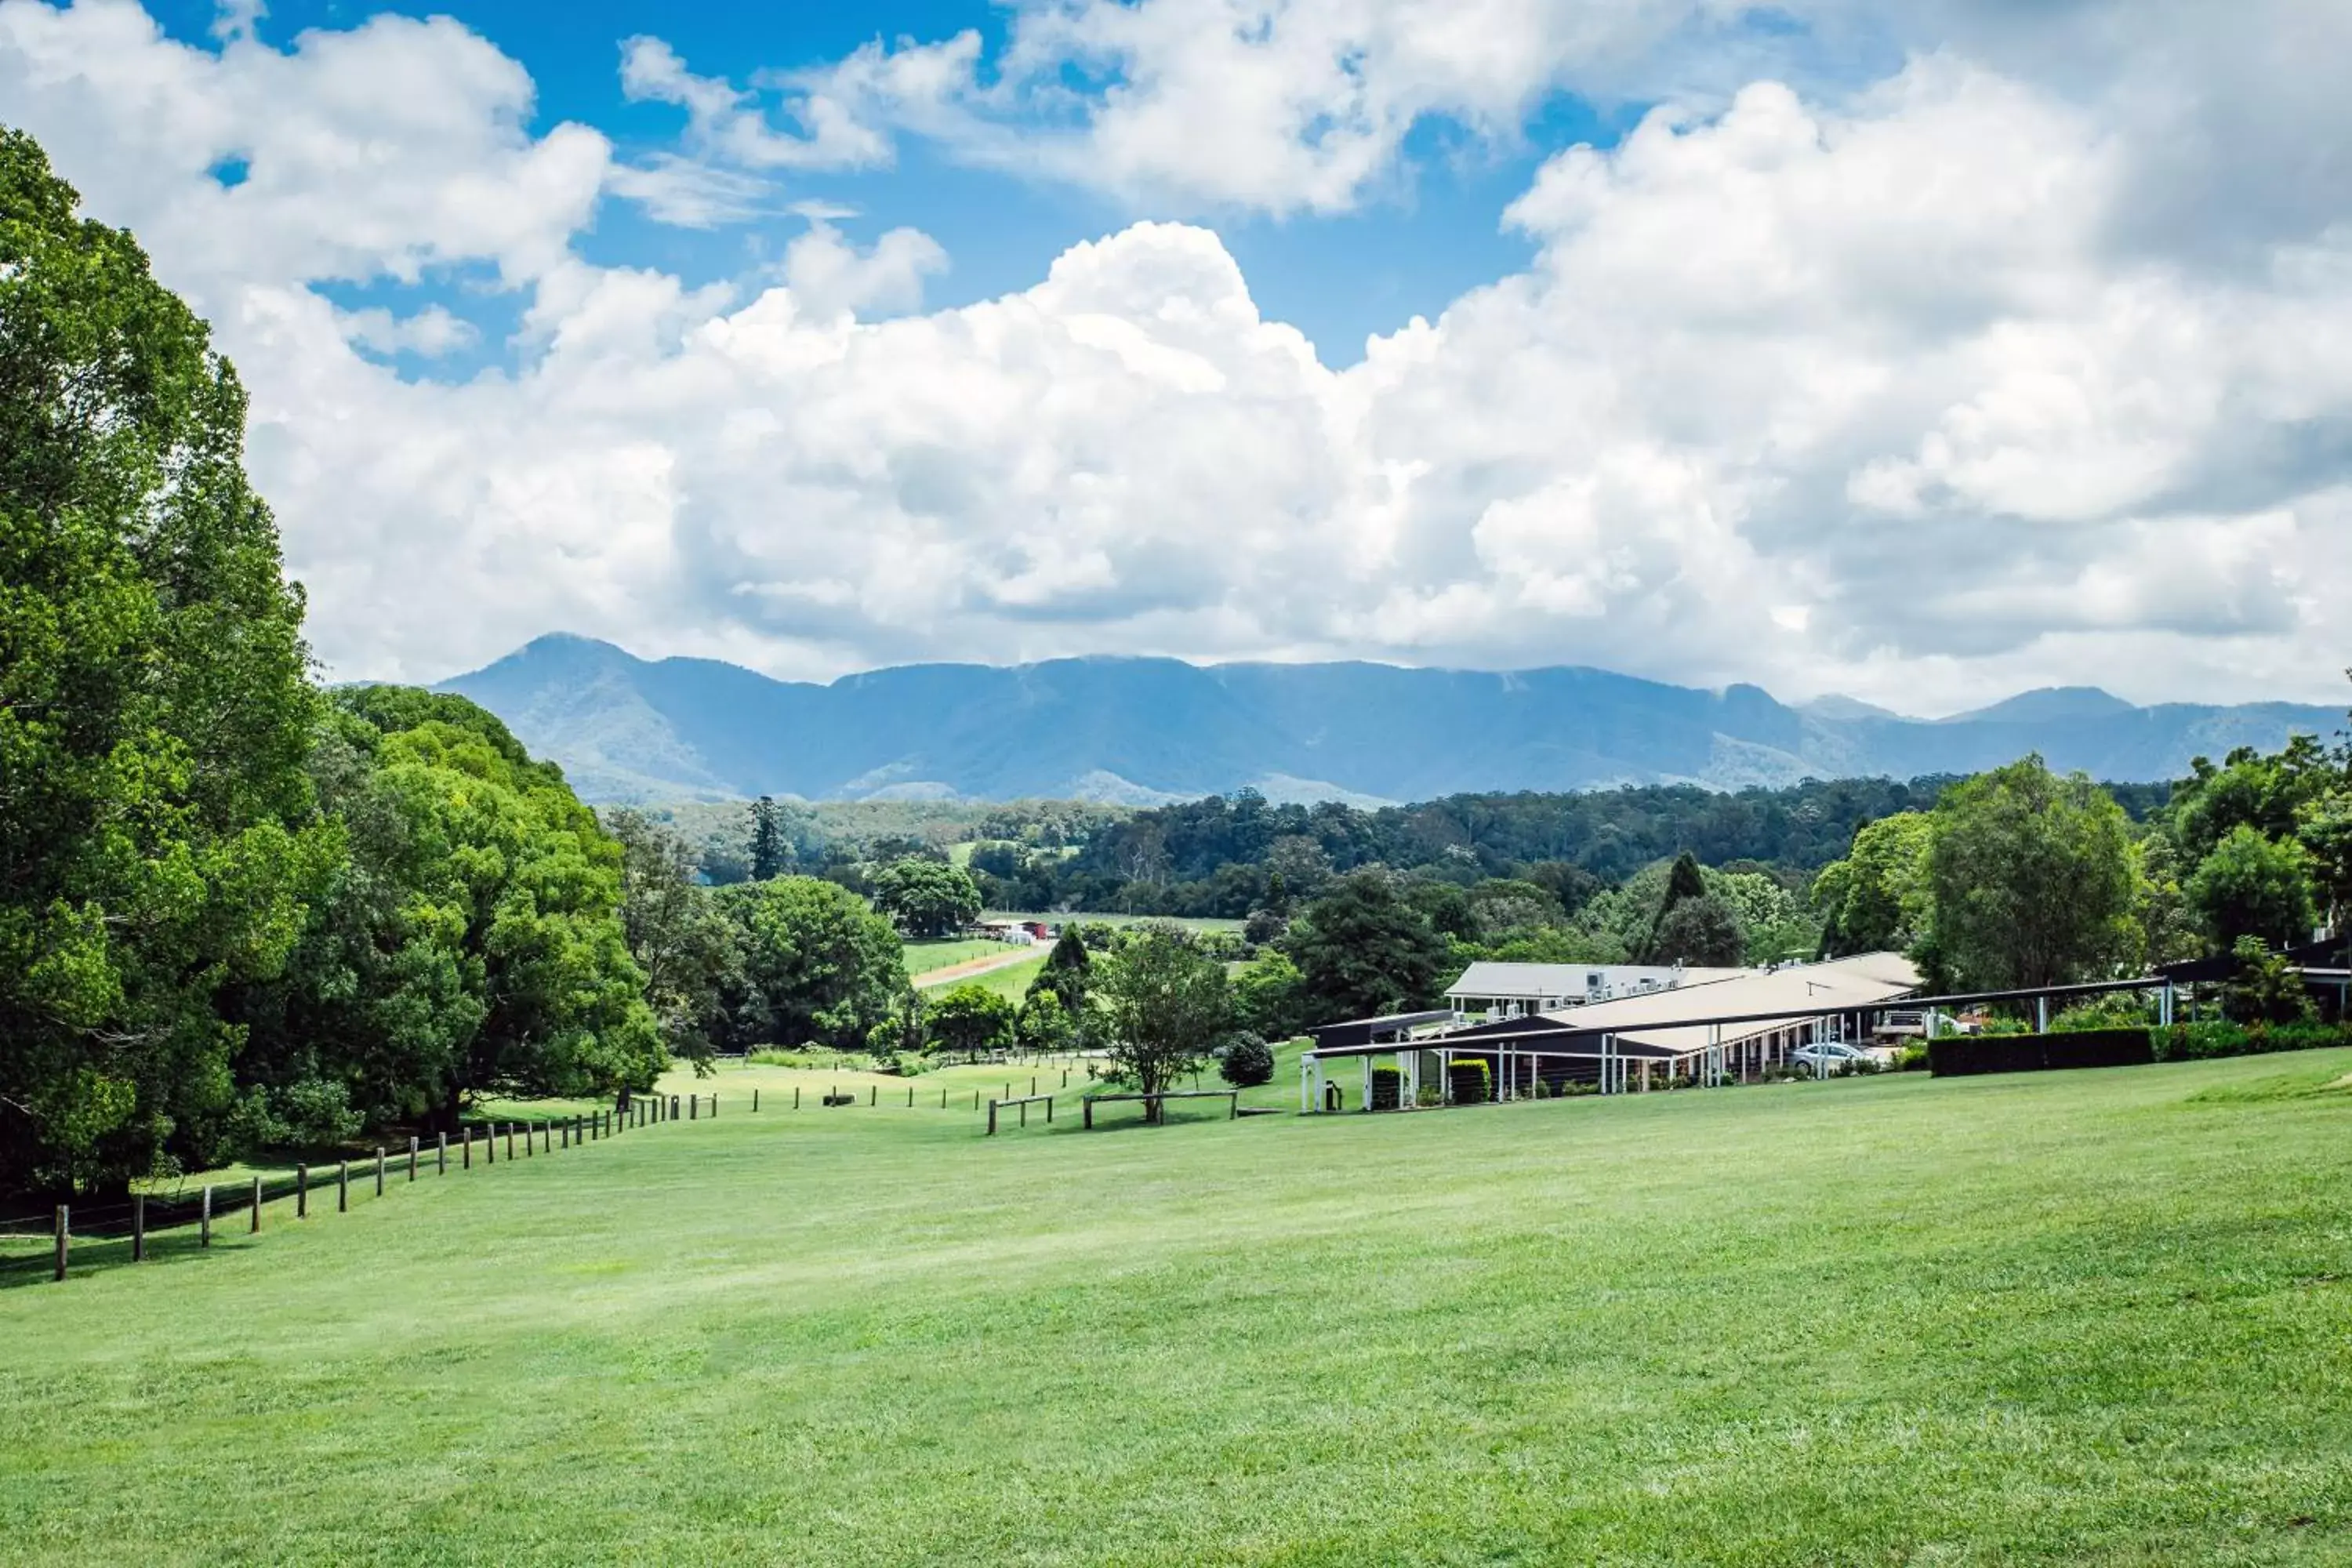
[985,909,1246,934]
[9,1053,2352,1563]
[916,949,1048,999]
[902,937,1020,974]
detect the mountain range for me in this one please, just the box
[436,633,2346,806]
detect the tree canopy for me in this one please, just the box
[1925,757,2139,991]
[1093,924,1234,1123]
[1288,874,1451,1024]
[1,131,328,1193]
[870,857,982,938]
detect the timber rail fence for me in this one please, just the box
[0,1062,1244,1284]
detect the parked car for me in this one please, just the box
[1791,1040,1872,1077]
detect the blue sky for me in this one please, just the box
[6,0,2349,710]
[145,0,1633,372]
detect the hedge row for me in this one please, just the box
[1370,1065,1403,1112]
[1932,1021,2352,1078]
[2155,1021,2352,1061]
[1929,1029,2154,1077]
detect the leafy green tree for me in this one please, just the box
[1232,949,1312,1040]
[1925,757,2138,990]
[724,876,906,1050]
[1218,1031,1276,1088]
[871,857,982,938]
[927,983,1018,1058]
[1288,873,1451,1022]
[2296,788,2352,942]
[0,132,332,1193]
[1026,925,1093,1011]
[749,795,786,880]
[606,808,736,1064]
[2220,935,2317,1025]
[1639,851,1709,960]
[1811,813,1933,958]
[2132,835,2205,968]
[2167,739,2334,865]
[2186,825,2318,951]
[230,691,666,1137]
[1094,924,1235,1122]
[1651,895,1747,967]
[1015,989,1075,1055]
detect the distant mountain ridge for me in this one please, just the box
[436,633,2345,805]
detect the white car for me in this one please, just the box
[1791,1040,1872,1077]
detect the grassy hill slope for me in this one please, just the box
[6,1054,2351,1564]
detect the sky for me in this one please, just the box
[4,0,2350,715]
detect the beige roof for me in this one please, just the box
[1538,952,1922,1056]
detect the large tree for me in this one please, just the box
[1094,924,1234,1123]
[2186,824,2318,951]
[871,857,983,938]
[1925,757,2138,991]
[1288,873,1451,1022]
[247,689,667,1133]
[1651,895,1747,967]
[1812,813,1933,958]
[0,132,331,1193]
[606,808,737,1063]
[724,876,906,1050]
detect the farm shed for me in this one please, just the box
[1302,953,1924,1109]
[1445,960,1750,1020]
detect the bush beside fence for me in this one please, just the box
[1933,1021,2352,1078]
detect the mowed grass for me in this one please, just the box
[5,1055,2352,1566]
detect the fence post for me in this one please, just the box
[987,1100,997,1135]
[524,1123,533,1158]
[437,1133,447,1174]
[941,1087,947,1109]
[670,1094,680,1120]
[376,1148,386,1196]
[712,1095,718,1117]
[53,1206,67,1282]
[869,1086,876,1107]
[907,1086,913,1107]
[753,1089,759,1112]
[507,1123,516,1160]
[561,1118,569,1149]
[974,1090,980,1110]
[1083,1099,1094,1130]
[201,1185,212,1247]
[132,1194,146,1261]
[251,1175,263,1232]
[338,1160,350,1213]
[487,1123,496,1164]
[689,1095,697,1120]
[794,1087,801,1110]
[1047,1098,1054,1123]
[463,1130,471,1169]
[409,1136,419,1181]
[297,1163,309,1218]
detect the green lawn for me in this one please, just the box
[903,936,1021,975]
[6,1054,2352,1564]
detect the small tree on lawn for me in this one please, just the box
[1017,989,1075,1056]
[1027,924,1093,1011]
[1094,923,1235,1123]
[1218,1031,1276,1088]
[926,983,1017,1060]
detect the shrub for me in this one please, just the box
[1218,1031,1276,1089]
[2155,1021,2352,1062]
[1446,1058,1493,1104]
[1895,1044,1930,1073]
[1414,1084,1443,1108]
[1929,1029,2155,1077]
[1369,1064,1403,1110]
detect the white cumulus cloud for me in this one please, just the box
[2,0,2348,717]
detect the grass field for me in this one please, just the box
[7,1053,2352,1564]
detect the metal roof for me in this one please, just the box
[1443,961,1751,999]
